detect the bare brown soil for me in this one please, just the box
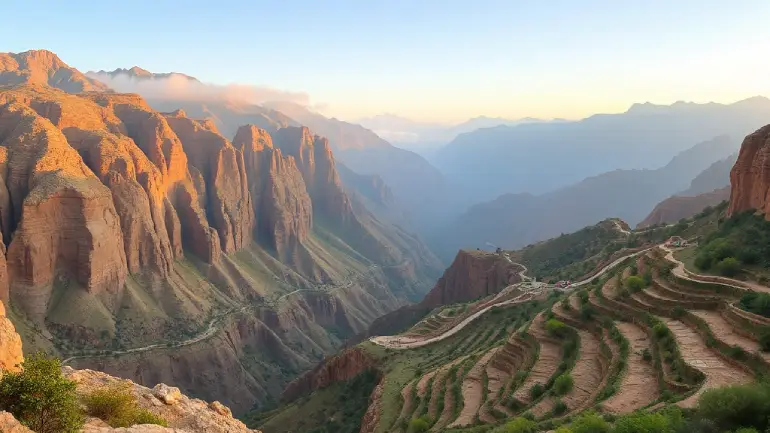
[664,318,752,408]
[514,314,561,403]
[691,310,770,363]
[603,322,660,413]
[448,348,499,427]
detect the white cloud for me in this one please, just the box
[87,71,311,106]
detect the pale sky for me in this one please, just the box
[3,0,770,122]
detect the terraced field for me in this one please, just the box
[357,245,770,432]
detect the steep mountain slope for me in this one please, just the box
[0,50,109,92]
[263,101,453,230]
[681,152,737,196]
[87,69,453,232]
[432,136,737,259]
[437,98,770,201]
[637,187,730,228]
[0,50,442,413]
[637,152,736,228]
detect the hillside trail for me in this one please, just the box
[661,245,770,294]
[371,246,651,350]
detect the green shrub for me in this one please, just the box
[552,399,568,415]
[642,348,652,362]
[546,319,568,338]
[495,416,537,433]
[568,411,609,433]
[740,292,770,318]
[716,257,741,277]
[652,322,669,339]
[0,352,84,433]
[612,411,674,433]
[83,383,167,428]
[759,327,770,352]
[696,382,770,431]
[624,276,645,292]
[407,417,430,433]
[529,383,544,400]
[553,373,574,396]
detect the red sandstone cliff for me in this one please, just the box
[281,347,376,402]
[0,50,443,411]
[729,124,770,216]
[420,249,522,309]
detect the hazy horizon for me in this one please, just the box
[4,1,770,122]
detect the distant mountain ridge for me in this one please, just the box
[431,135,739,259]
[436,97,770,202]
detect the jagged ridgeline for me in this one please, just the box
[257,197,770,433]
[0,49,443,414]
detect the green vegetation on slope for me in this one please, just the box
[0,353,84,433]
[252,368,380,433]
[694,209,770,280]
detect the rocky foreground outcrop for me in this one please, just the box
[637,187,730,228]
[729,124,770,216]
[0,299,258,432]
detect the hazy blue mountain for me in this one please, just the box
[436,97,770,202]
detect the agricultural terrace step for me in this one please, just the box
[690,310,770,364]
[448,348,499,427]
[663,318,752,408]
[602,322,660,414]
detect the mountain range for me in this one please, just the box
[430,135,739,259]
[87,68,451,233]
[436,98,770,202]
[0,49,442,413]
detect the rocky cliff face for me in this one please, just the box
[729,124,770,216]
[420,249,522,309]
[281,347,376,402]
[0,50,109,92]
[0,301,23,374]
[638,187,730,228]
[0,50,441,411]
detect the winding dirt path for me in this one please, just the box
[448,348,498,427]
[602,322,659,413]
[661,246,770,294]
[663,318,752,408]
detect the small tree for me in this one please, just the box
[0,353,84,433]
[499,416,537,433]
[553,373,574,395]
[545,319,568,338]
[624,276,645,292]
[569,411,610,433]
[407,417,430,433]
[716,257,740,277]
